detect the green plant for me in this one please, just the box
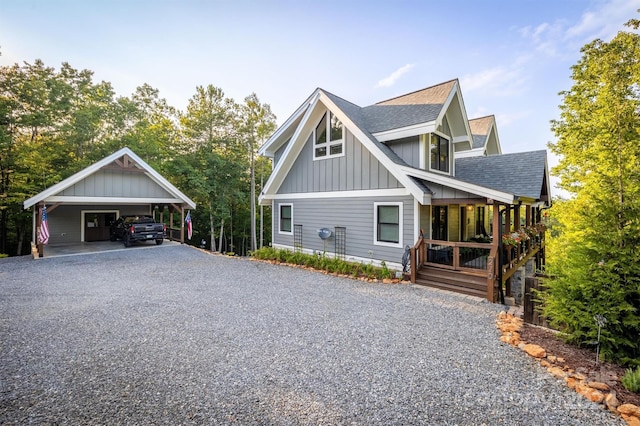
[380,261,392,279]
[622,366,640,393]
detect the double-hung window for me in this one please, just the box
[430,133,450,173]
[279,203,292,234]
[314,112,344,159]
[374,202,402,248]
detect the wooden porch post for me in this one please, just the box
[504,205,511,235]
[169,207,174,241]
[514,205,521,231]
[525,205,531,227]
[487,203,502,303]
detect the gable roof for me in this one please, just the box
[259,81,549,206]
[376,79,457,106]
[24,147,196,209]
[455,150,550,202]
[468,115,494,149]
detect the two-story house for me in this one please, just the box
[258,79,550,301]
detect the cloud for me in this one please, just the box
[565,0,640,42]
[461,67,527,96]
[517,0,640,59]
[375,64,415,88]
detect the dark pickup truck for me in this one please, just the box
[109,215,166,247]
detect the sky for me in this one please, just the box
[1,0,639,197]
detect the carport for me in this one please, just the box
[23,147,196,257]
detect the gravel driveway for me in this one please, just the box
[0,245,622,425]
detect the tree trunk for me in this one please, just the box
[209,209,217,252]
[250,144,257,252]
[218,219,224,253]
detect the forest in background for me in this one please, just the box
[0,58,276,257]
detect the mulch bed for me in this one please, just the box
[519,323,640,407]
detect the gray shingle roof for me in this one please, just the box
[454,150,547,199]
[321,90,409,166]
[361,104,443,133]
[472,135,487,149]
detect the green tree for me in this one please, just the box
[545,19,640,365]
[237,93,276,252]
[176,85,246,252]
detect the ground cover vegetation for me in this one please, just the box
[0,57,276,257]
[544,18,640,367]
[251,246,397,281]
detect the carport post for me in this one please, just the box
[180,206,185,243]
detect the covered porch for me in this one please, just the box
[410,200,547,303]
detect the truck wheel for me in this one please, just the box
[123,234,132,247]
[155,239,163,245]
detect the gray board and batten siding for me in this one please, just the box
[278,129,403,194]
[385,136,420,168]
[59,169,174,199]
[273,196,415,266]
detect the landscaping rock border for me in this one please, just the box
[497,312,640,426]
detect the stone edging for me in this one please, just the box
[496,312,640,426]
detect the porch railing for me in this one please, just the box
[410,238,494,281]
[410,236,544,302]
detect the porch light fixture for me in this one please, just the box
[467,204,474,211]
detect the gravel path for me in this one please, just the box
[0,245,623,425]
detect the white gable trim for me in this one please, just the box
[258,90,317,157]
[259,91,321,205]
[318,91,429,205]
[23,147,196,209]
[372,122,436,142]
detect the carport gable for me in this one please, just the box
[24,147,195,248]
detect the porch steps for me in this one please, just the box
[415,266,487,299]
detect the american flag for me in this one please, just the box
[185,210,192,240]
[38,205,50,245]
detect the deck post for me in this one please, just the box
[487,255,495,302]
[410,246,417,283]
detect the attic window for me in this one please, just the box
[314,112,344,159]
[430,133,450,173]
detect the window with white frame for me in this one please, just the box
[279,203,293,234]
[374,202,403,247]
[314,112,344,159]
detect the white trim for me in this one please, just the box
[265,188,410,201]
[413,199,420,243]
[272,243,403,272]
[278,203,293,235]
[419,134,426,169]
[259,91,317,157]
[23,147,196,210]
[80,209,120,242]
[372,122,436,142]
[44,196,185,205]
[259,92,321,204]
[373,201,403,249]
[318,92,428,204]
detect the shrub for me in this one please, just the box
[251,247,398,281]
[622,366,640,393]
